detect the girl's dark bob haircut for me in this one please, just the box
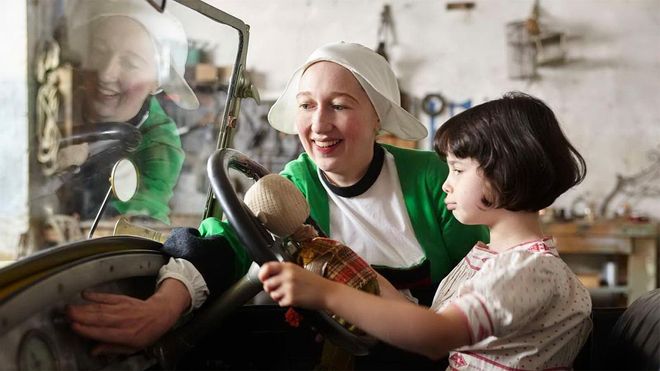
[434,92,586,212]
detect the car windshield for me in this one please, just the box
[7,0,242,262]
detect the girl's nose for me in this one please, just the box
[442,178,452,194]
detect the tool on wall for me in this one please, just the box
[376,4,396,61]
[599,145,660,218]
[421,93,446,149]
[373,4,419,149]
[446,2,475,10]
[506,0,567,79]
[421,95,473,149]
[448,99,472,117]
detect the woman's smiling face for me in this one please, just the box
[83,16,159,123]
[295,61,380,186]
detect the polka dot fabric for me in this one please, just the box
[431,238,592,370]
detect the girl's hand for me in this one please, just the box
[258,262,332,310]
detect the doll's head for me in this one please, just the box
[243,174,310,238]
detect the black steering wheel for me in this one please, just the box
[54,122,142,192]
[59,121,142,150]
[207,148,377,356]
[60,122,142,177]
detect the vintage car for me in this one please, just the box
[1,1,658,370]
[0,1,443,369]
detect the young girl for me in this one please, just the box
[259,92,592,370]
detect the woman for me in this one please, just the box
[67,42,487,356]
[272,42,484,293]
[61,0,198,223]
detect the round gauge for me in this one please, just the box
[17,330,59,371]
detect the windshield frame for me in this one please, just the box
[173,0,251,221]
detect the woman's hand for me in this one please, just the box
[258,262,334,310]
[66,278,191,355]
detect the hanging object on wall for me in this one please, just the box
[446,2,475,11]
[506,21,538,79]
[375,4,396,61]
[421,93,446,149]
[599,146,660,219]
[373,4,418,149]
[448,99,472,117]
[420,95,472,150]
[506,0,567,79]
[35,40,68,176]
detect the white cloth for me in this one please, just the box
[67,0,199,109]
[268,42,427,140]
[157,257,209,314]
[324,151,426,268]
[431,238,592,370]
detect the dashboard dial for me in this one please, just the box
[17,330,59,371]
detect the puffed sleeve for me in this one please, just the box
[448,252,560,344]
[157,257,208,313]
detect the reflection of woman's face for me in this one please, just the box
[83,17,159,123]
[295,62,380,187]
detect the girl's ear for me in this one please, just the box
[480,178,498,209]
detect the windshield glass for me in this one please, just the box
[24,0,239,255]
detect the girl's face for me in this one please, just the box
[83,17,159,123]
[442,153,493,225]
[295,61,380,186]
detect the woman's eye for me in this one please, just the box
[121,60,139,70]
[332,104,345,111]
[123,54,147,70]
[298,103,310,110]
[453,169,463,174]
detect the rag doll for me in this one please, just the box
[243,174,380,331]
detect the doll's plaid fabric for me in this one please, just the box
[298,237,380,294]
[288,237,380,333]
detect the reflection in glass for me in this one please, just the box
[60,0,198,225]
[27,0,238,252]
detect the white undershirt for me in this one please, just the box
[323,150,425,269]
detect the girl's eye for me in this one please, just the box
[453,169,463,174]
[298,103,311,110]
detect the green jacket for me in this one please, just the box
[113,98,184,224]
[280,144,488,283]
